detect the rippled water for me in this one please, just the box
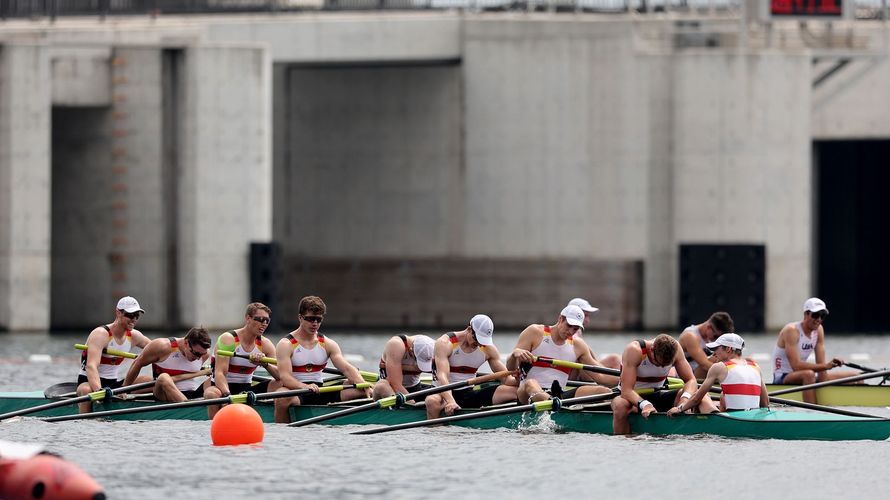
[2,330,890,499]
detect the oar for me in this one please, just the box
[0,369,210,421]
[770,368,890,396]
[352,390,620,435]
[74,343,137,359]
[533,356,682,386]
[216,350,379,382]
[843,361,880,373]
[42,382,372,422]
[288,370,512,428]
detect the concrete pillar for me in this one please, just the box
[177,45,270,328]
[0,43,51,331]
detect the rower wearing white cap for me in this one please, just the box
[611,334,716,435]
[668,333,768,416]
[771,297,858,403]
[425,314,518,419]
[565,298,621,384]
[507,305,613,405]
[75,296,152,413]
[373,334,436,401]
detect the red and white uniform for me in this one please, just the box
[78,326,132,380]
[524,326,575,389]
[218,332,264,384]
[435,333,487,384]
[772,322,818,379]
[152,338,204,391]
[287,333,329,383]
[634,340,672,389]
[720,359,762,410]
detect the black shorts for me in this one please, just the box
[180,388,204,399]
[644,389,679,412]
[452,385,499,408]
[225,380,271,395]
[76,375,123,389]
[297,390,343,406]
[405,383,432,402]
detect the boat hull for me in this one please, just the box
[2,392,888,441]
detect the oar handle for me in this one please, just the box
[323,367,379,383]
[534,356,620,376]
[215,349,277,365]
[843,361,879,373]
[74,343,137,359]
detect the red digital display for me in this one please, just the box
[770,0,844,16]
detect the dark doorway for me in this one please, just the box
[815,140,890,333]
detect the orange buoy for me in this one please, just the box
[210,404,264,446]
[0,454,105,500]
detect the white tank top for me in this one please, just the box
[287,333,329,383]
[771,322,817,377]
[152,338,204,391]
[524,327,575,389]
[379,335,427,388]
[435,332,487,384]
[721,359,762,410]
[634,340,672,389]
[683,325,707,373]
[79,327,133,380]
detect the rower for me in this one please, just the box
[611,334,717,435]
[75,296,152,413]
[424,314,518,419]
[372,334,436,402]
[121,327,211,402]
[506,305,613,405]
[771,297,860,403]
[566,298,622,378]
[668,333,768,415]
[202,302,281,418]
[272,296,371,423]
[678,311,734,379]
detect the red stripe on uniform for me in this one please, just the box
[721,383,762,396]
[450,366,477,374]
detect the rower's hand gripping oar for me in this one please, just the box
[0,369,210,421]
[215,350,379,382]
[41,382,372,422]
[288,370,513,428]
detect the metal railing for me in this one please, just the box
[0,1,887,20]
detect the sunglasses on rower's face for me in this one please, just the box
[301,315,323,324]
[188,341,208,358]
[121,311,141,320]
[810,311,828,321]
[252,316,270,325]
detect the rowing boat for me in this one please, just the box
[3,390,889,441]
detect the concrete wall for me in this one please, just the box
[275,63,462,257]
[668,53,813,329]
[0,43,51,330]
[50,48,168,329]
[177,45,270,328]
[812,55,890,139]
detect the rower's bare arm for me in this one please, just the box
[673,350,698,394]
[213,334,235,395]
[275,339,300,390]
[680,331,712,370]
[383,339,408,394]
[131,330,151,349]
[619,345,642,404]
[782,326,828,372]
[260,338,280,379]
[486,345,509,374]
[507,326,538,370]
[327,339,364,386]
[122,339,160,386]
[84,328,108,391]
[756,365,770,407]
[432,339,457,404]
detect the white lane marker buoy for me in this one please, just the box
[28,354,52,363]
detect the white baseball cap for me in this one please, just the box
[116,296,145,314]
[568,298,599,313]
[560,305,585,329]
[470,314,494,346]
[706,333,745,350]
[412,335,435,372]
[803,297,829,314]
